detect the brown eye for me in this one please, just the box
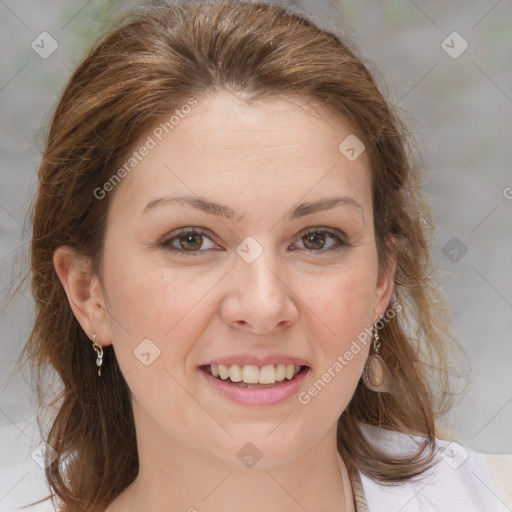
[160,228,217,255]
[178,232,203,251]
[302,232,327,250]
[293,229,349,255]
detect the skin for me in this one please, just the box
[54,90,396,512]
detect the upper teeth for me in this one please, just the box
[208,364,302,384]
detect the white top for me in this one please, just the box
[350,423,511,511]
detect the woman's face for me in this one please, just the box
[91,91,394,467]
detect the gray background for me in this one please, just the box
[1,0,511,509]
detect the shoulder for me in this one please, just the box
[357,423,511,512]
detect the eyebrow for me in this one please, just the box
[142,194,364,223]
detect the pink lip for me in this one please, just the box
[200,353,311,368]
[198,366,310,407]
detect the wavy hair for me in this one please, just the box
[19,1,465,510]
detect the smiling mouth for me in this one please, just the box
[199,364,309,389]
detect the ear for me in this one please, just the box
[372,236,397,325]
[53,246,112,346]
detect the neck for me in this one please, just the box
[108,410,354,512]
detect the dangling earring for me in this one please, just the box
[362,325,395,394]
[92,332,103,377]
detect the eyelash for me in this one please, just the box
[159,227,350,256]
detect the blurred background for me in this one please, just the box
[1,0,511,509]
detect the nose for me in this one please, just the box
[220,242,299,335]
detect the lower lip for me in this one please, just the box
[198,367,310,406]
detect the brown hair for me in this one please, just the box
[20,1,465,510]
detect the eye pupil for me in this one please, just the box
[179,233,202,251]
[303,232,325,250]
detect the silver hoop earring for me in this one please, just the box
[362,325,395,394]
[92,332,103,377]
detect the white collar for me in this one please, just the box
[343,423,509,512]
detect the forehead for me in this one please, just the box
[109,91,372,218]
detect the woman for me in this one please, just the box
[21,1,510,511]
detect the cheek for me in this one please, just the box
[101,254,212,407]
[301,254,377,344]
[102,245,223,368]
[297,265,373,419]
[102,243,206,334]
